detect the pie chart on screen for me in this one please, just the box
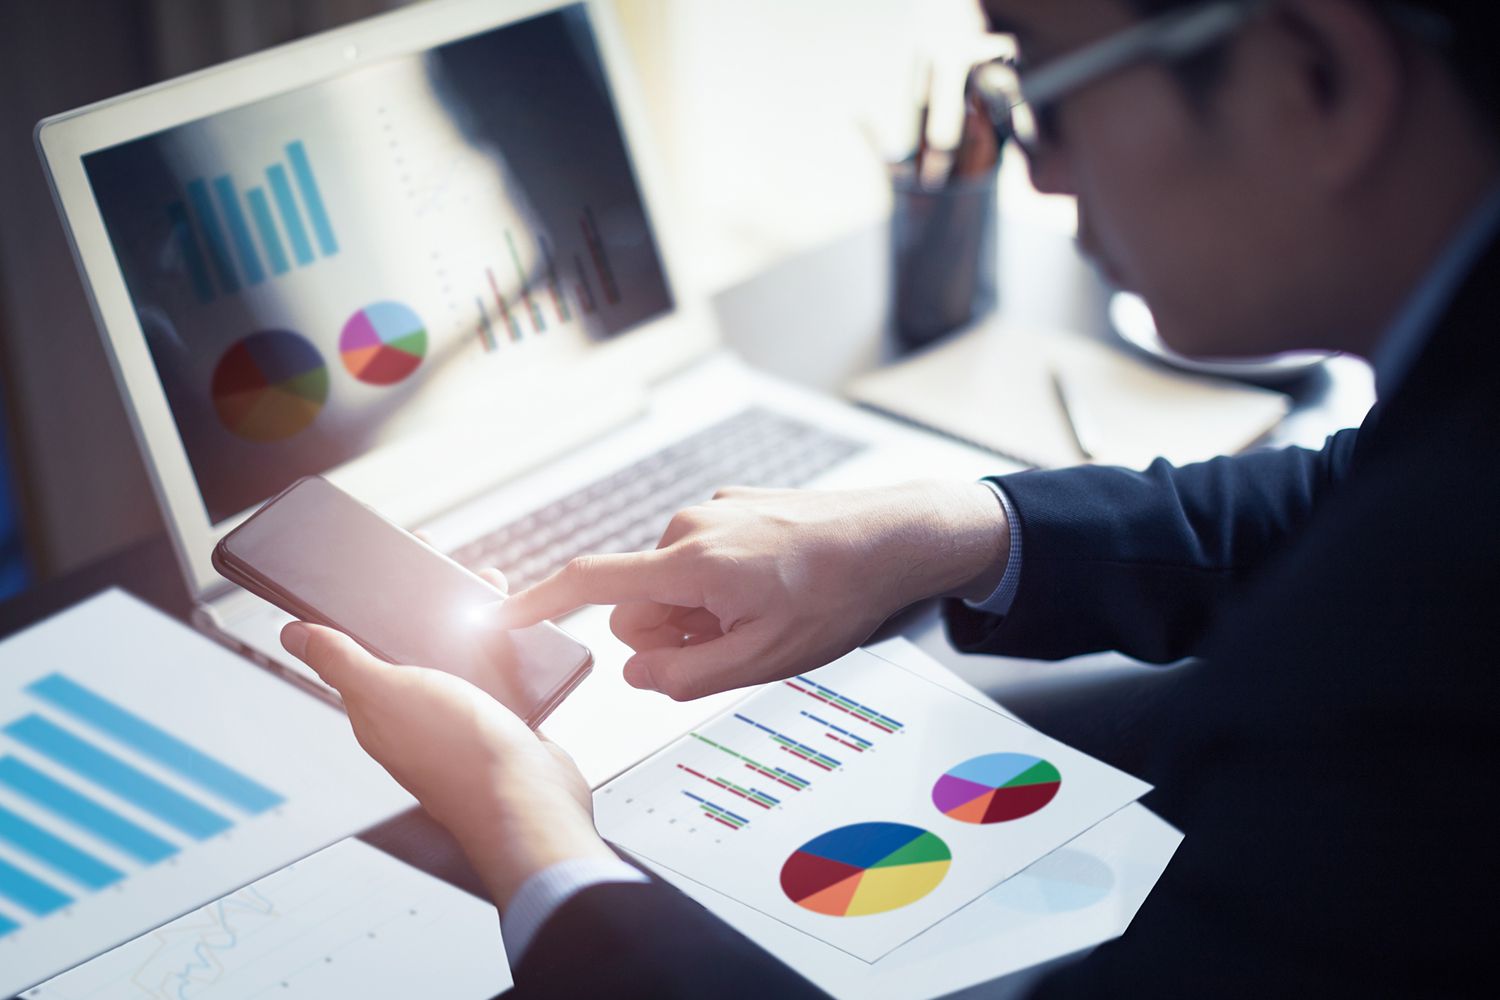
[933,753,1061,824]
[211,330,329,442]
[780,822,950,917]
[339,300,427,385]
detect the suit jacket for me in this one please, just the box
[514,238,1500,998]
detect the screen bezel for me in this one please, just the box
[36,0,717,600]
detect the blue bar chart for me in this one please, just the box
[0,673,283,939]
[168,140,338,303]
[0,589,420,997]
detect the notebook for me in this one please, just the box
[848,320,1291,469]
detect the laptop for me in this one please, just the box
[36,0,1001,783]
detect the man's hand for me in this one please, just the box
[491,480,1009,700]
[281,606,614,908]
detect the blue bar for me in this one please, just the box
[0,910,17,938]
[0,855,71,916]
[28,675,283,814]
[285,140,338,256]
[0,757,177,864]
[246,187,289,275]
[266,164,313,265]
[166,200,215,303]
[212,176,265,286]
[0,803,123,890]
[186,178,238,294]
[5,716,231,840]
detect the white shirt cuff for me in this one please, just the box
[500,856,648,964]
[963,479,1023,616]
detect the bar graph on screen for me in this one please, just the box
[470,219,606,354]
[0,673,283,940]
[166,140,338,303]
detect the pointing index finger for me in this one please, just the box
[490,550,681,628]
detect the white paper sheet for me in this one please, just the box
[632,801,1181,998]
[0,590,413,996]
[595,644,1152,962]
[21,837,511,999]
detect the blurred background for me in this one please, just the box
[0,0,1075,597]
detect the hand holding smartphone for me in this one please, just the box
[213,476,591,727]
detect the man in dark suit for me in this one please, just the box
[281,0,1499,994]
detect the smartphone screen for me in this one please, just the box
[215,476,590,725]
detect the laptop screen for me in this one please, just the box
[82,4,673,524]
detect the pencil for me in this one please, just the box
[1050,367,1096,461]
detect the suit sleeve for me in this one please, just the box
[945,429,1360,663]
[511,880,826,999]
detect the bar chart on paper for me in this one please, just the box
[0,674,284,939]
[597,669,909,846]
[0,590,412,998]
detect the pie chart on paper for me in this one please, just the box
[780,822,950,917]
[339,300,427,385]
[210,330,329,442]
[933,753,1061,825]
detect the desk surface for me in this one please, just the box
[0,217,1375,998]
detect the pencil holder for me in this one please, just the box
[890,161,999,349]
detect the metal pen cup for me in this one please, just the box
[890,160,999,349]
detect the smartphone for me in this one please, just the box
[212,475,591,727]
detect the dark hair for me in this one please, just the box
[1127,0,1499,133]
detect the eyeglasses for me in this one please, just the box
[974,0,1268,158]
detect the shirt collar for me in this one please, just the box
[1371,182,1500,400]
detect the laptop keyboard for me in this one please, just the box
[448,407,867,591]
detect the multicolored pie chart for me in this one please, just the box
[210,330,329,442]
[339,300,427,385]
[933,753,1062,824]
[781,822,950,917]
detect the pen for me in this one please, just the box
[914,62,933,181]
[1049,367,1097,461]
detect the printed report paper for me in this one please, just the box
[595,644,1151,962]
[0,590,412,996]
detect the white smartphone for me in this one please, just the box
[213,475,591,727]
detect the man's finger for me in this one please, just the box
[490,550,683,629]
[609,601,675,650]
[610,601,721,643]
[612,602,723,652]
[478,567,509,595]
[281,622,388,693]
[622,627,765,702]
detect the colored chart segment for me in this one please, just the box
[339,301,427,385]
[781,822,950,917]
[211,330,328,442]
[933,753,1061,825]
